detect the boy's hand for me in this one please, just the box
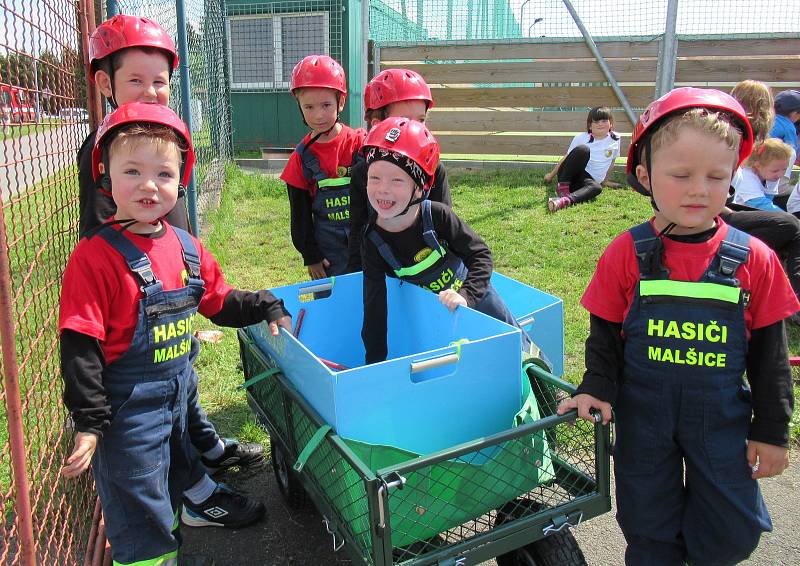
[543,172,554,183]
[62,431,99,479]
[747,440,790,479]
[307,259,330,280]
[269,315,293,337]
[557,393,612,425]
[439,289,467,313]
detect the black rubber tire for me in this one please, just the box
[494,499,588,566]
[270,442,310,509]
[495,529,587,566]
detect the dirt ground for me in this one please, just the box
[182,449,800,566]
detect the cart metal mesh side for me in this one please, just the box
[238,328,611,566]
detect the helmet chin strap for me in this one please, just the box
[644,137,660,212]
[391,185,430,218]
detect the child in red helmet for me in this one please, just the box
[79,15,268,523]
[360,117,534,364]
[280,55,365,279]
[79,14,190,237]
[346,68,452,273]
[60,103,292,565]
[558,88,798,565]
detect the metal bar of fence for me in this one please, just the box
[175,0,199,235]
[655,0,680,98]
[81,0,103,130]
[0,206,35,566]
[561,0,638,126]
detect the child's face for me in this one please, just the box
[96,49,171,106]
[635,126,737,235]
[754,158,791,183]
[108,138,181,233]
[366,160,420,220]
[385,100,428,123]
[296,88,344,134]
[590,118,611,138]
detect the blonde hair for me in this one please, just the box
[108,123,186,161]
[730,80,774,141]
[747,138,793,167]
[647,107,743,166]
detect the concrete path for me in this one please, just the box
[182,448,800,565]
[0,123,89,199]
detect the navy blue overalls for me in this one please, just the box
[296,136,353,275]
[367,199,532,351]
[615,221,771,566]
[92,225,206,566]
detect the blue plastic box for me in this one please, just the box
[249,272,563,455]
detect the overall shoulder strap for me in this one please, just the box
[629,221,669,280]
[420,200,444,254]
[296,134,328,183]
[97,226,159,292]
[171,225,202,279]
[703,226,751,287]
[366,227,403,272]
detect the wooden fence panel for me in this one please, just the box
[426,110,633,133]
[436,133,630,156]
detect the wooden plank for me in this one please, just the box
[678,38,800,57]
[389,59,658,86]
[430,86,655,110]
[380,40,661,63]
[426,110,633,133]
[435,133,630,156]
[676,56,800,83]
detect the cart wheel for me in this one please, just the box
[494,499,587,566]
[270,442,310,509]
[495,529,587,566]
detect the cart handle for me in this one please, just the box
[517,314,535,327]
[297,278,334,297]
[410,353,459,374]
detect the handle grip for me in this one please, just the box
[410,353,459,373]
[298,280,333,296]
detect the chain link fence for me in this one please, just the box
[0,0,232,563]
[110,0,233,227]
[0,1,95,563]
[369,0,800,41]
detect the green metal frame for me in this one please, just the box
[238,327,611,565]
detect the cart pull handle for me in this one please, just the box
[322,517,345,552]
[542,511,583,536]
[377,474,407,532]
[293,424,332,472]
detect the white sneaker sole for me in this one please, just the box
[181,507,226,528]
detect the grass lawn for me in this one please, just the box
[197,164,800,447]
[0,121,59,140]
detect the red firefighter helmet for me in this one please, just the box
[363,117,439,189]
[627,87,754,177]
[365,68,434,112]
[289,55,347,97]
[88,15,178,81]
[92,102,195,187]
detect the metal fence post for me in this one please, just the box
[0,206,35,566]
[175,0,199,235]
[561,0,637,126]
[655,0,679,98]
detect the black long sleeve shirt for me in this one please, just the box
[346,160,452,273]
[361,202,492,364]
[287,184,323,265]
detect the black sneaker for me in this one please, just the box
[181,484,266,528]
[201,439,264,474]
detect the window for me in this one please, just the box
[228,12,329,91]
